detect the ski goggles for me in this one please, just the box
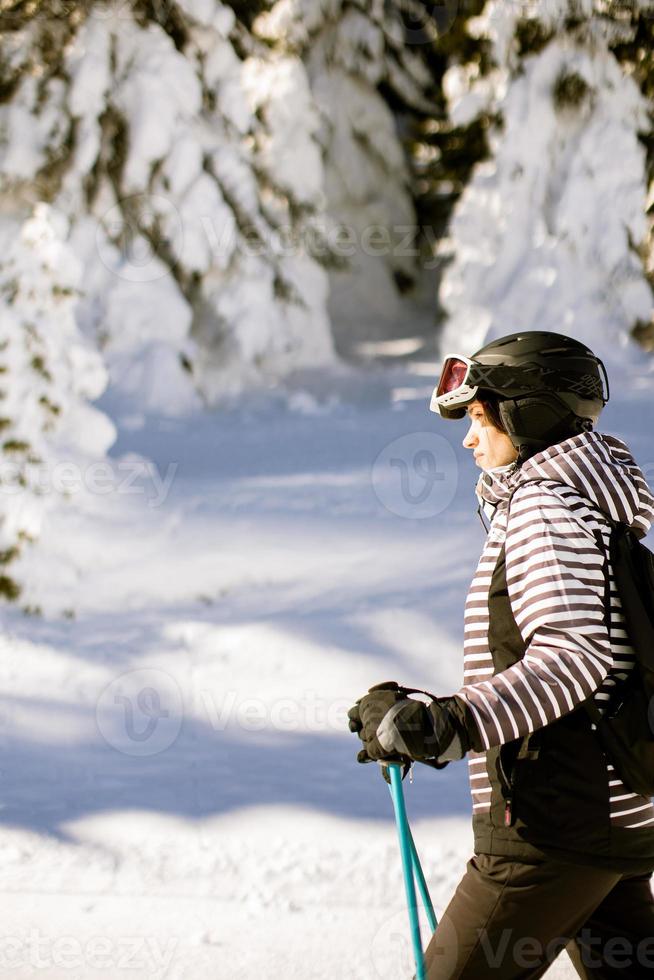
[430,353,610,417]
[430,355,480,416]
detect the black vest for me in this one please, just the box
[473,545,654,871]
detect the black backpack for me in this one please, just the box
[584,521,654,798]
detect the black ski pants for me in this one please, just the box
[424,853,654,979]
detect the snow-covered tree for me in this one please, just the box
[0,0,336,409]
[607,2,654,349]
[0,204,114,601]
[253,0,440,352]
[404,0,494,326]
[437,0,654,361]
[0,0,501,396]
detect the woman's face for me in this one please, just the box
[462,400,519,470]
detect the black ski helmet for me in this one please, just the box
[431,331,610,457]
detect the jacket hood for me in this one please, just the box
[476,431,654,538]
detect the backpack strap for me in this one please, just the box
[583,527,612,727]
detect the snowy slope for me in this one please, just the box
[2,352,652,978]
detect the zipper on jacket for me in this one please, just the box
[504,796,513,827]
[498,746,517,827]
[504,767,518,827]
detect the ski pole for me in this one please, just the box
[385,764,437,931]
[407,821,437,934]
[383,763,437,979]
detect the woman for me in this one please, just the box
[348,331,654,978]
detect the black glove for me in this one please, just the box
[348,681,479,766]
[347,681,409,764]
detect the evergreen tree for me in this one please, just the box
[404,0,494,327]
[0,204,113,602]
[253,0,438,353]
[0,0,336,409]
[608,1,654,349]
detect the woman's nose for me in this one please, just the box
[462,425,477,449]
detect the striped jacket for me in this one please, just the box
[455,431,654,868]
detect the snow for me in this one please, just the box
[177,0,236,35]
[80,215,202,418]
[0,75,68,180]
[243,57,325,205]
[0,204,114,568]
[112,20,203,193]
[254,0,435,354]
[5,352,654,977]
[0,3,339,416]
[67,15,111,120]
[311,66,421,349]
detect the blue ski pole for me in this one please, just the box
[406,821,438,934]
[383,763,438,979]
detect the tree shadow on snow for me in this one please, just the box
[0,705,471,842]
